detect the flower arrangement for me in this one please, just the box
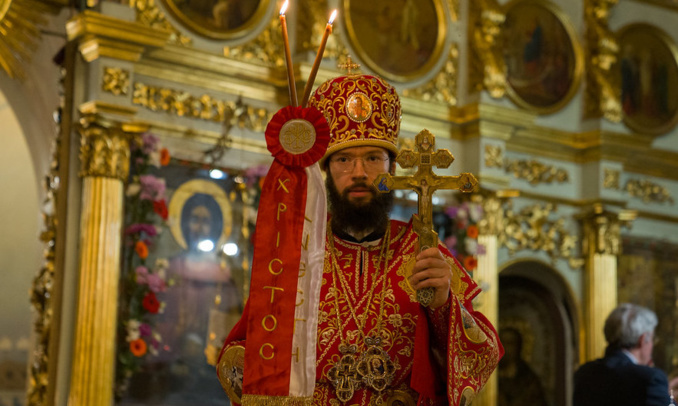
[443,200,484,272]
[116,133,171,396]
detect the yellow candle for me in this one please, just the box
[301,9,337,108]
[280,0,298,107]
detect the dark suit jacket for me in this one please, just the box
[573,349,670,406]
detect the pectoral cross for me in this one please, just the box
[373,129,478,307]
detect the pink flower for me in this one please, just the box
[444,206,459,218]
[139,175,166,201]
[125,223,158,237]
[244,164,270,186]
[445,235,458,255]
[141,133,159,154]
[136,266,149,283]
[146,273,167,293]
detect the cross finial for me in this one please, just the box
[338,55,360,75]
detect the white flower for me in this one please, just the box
[469,203,483,223]
[155,258,169,271]
[465,238,478,255]
[126,319,141,342]
[149,150,161,167]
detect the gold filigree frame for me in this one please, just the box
[502,0,584,115]
[160,0,271,40]
[617,23,678,135]
[342,0,448,83]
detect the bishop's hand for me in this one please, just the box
[408,246,452,309]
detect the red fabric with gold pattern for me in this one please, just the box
[312,219,503,405]
[218,218,503,405]
[308,74,401,163]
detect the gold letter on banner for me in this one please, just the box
[261,315,278,332]
[296,289,304,306]
[277,178,290,193]
[268,258,283,275]
[264,286,284,303]
[277,203,287,220]
[260,343,275,360]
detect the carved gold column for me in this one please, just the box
[68,112,145,406]
[471,191,509,406]
[580,204,634,361]
[468,0,506,98]
[584,0,621,121]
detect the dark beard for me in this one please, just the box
[326,175,393,237]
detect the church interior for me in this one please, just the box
[1,0,678,405]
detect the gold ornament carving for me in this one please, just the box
[580,204,635,255]
[476,194,503,237]
[624,179,675,204]
[501,202,583,268]
[447,0,459,21]
[102,67,130,96]
[603,168,620,189]
[468,0,506,97]
[27,86,64,406]
[0,0,53,79]
[223,15,285,67]
[583,0,621,121]
[130,0,192,46]
[78,115,133,180]
[505,159,569,185]
[132,82,273,131]
[402,44,458,106]
[483,144,503,168]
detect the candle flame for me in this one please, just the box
[280,0,288,15]
[328,9,337,24]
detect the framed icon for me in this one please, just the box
[161,0,270,40]
[502,0,583,114]
[117,160,264,405]
[342,0,448,83]
[618,23,678,135]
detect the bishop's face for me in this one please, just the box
[326,146,395,235]
[326,146,393,205]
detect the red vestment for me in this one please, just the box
[219,219,503,405]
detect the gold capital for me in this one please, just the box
[77,113,146,180]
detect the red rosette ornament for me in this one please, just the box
[265,106,329,167]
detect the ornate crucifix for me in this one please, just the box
[374,129,478,307]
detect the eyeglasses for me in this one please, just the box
[329,153,389,173]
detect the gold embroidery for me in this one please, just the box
[326,226,396,400]
[316,222,419,404]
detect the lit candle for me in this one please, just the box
[280,0,298,107]
[301,9,337,108]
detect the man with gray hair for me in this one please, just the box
[573,303,671,406]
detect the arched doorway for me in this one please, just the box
[497,260,579,406]
[0,89,42,406]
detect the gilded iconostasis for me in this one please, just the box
[1,0,678,406]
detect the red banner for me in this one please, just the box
[242,106,329,397]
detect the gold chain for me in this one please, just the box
[326,223,396,401]
[327,224,391,344]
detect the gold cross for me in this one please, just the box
[338,55,360,75]
[374,129,478,306]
